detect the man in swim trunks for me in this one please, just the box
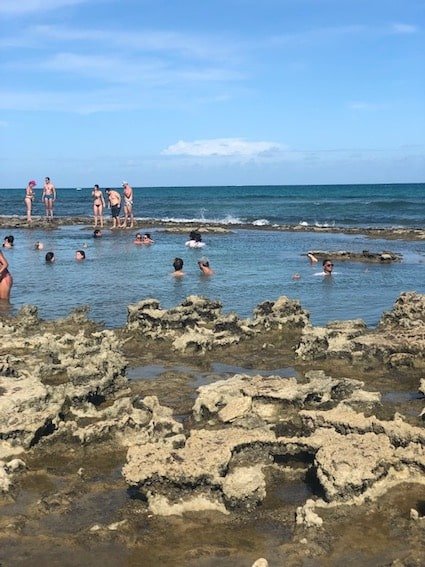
[121,181,134,228]
[42,177,56,220]
[105,189,122,229]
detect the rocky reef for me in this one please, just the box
[296,292,425,370]
[305,249,403,263]
[124,369,425,521]
[126,294,309,353]
[1,291,425,566]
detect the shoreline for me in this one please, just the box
[1,215,424,240]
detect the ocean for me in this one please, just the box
[1,183,424,328]
[2,182,425,227]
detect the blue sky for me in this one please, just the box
[1,0,424,187]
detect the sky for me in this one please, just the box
[0,0,424,187]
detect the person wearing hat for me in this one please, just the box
[24,180,37,222]
[120,181,134,228]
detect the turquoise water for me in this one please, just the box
[2,223,424,328]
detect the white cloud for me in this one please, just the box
[390,23,417,34]
[162,138,283,157]
[31,25,236,62]
[0,0,87,16]
[348,101,389,111]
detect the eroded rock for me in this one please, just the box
[296,292,425,370]
[126,294,309,353]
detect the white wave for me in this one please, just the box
[298,221,309,226]
[314,221,336,228]
[135,214,243,225]
[252,218,270,226]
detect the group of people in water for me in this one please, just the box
[23,178,134,229]
[0,227,218,301]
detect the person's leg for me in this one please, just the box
[0,275,12,300]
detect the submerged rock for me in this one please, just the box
[305,250,402,263]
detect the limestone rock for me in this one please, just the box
[296,292,425,369]
[126,294,309,353]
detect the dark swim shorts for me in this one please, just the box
[111,205,121,218]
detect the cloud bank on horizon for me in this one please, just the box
[0,0,424,186]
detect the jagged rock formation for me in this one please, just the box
[296,292,425,370]
[126,295,309,352]
[124,367,425,519]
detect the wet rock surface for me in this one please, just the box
[1,215,424,241]
[296,292,425,371]
[127,294,309,353]
[305,249,403,262]
[1,292,425,566]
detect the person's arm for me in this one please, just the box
[53,185,56,201]
[0,252,8,276]
[42,186,45,200]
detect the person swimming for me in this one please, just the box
[322,259,334,275]
[34,241,44,250]
[2,235,14,249]
[45,251,55,263]
[185,230,205,248]
[133,233,143,244]
[93,229,102,238]
[75,250,86,261]
[172,257,185,277]
[142,233,154,244]
[198,258,214,276]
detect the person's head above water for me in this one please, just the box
[93,229,102,238]
[322,259,334,275]
[45,251,55,263]
[75,250,86,261]
[3,235,14,248]
[173,257,184,271]
[189,230,202,242]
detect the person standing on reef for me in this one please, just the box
[105,188,122,229]
[24,180,36,223]
[0,250,13,300]
[121,181,134,228]
[92,184,105,228]
[42,176,56,220]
